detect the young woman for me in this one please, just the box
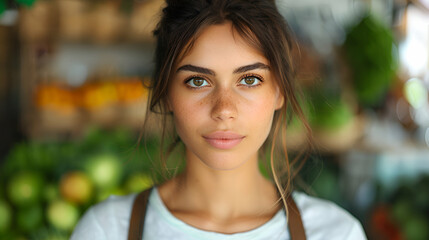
[71,0,367,239]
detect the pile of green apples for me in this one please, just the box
[0,128,156,239]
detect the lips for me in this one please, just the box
[203,131,245,150]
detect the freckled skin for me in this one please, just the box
[159,23,285,233]
[168,23,283,170]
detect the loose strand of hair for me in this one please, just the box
[270,110,290,221]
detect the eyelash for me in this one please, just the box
[184,75,210,89]
[239,74,264,88]
[184,74,264,89]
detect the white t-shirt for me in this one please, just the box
[71,187,367,240]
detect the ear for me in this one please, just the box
[275,93,285,110]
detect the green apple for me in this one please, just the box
[7,171,44,206]
[46,200,80,231]
[85,153,123,190]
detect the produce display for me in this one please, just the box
[0,128,158,239]
[35,77,148,113]
[32,77,149,134]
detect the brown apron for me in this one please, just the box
[127,187,306,240]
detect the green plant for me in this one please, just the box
[343,14,398,107]
[0,0,37,14]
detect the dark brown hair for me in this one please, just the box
[145,0,312,213]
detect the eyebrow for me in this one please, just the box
[233,62,270,74]
[176,62,270,76]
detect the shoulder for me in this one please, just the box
[293,192,367,240]
[70,193,137,240]
[91,193,137,220]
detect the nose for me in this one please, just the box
[210,89,238,121]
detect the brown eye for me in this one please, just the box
[193,79,204,86]
[186,77,209,88]
[244,77,256,85]
[239,76,261,87]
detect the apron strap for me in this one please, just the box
[127,187,306,240]
[287,194,307,240]
[127,187,153,240]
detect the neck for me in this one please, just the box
[159,149,280,221]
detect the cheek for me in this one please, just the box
[256,102,276,130]
[242,95,277,136]
[169,93,206,135]
[243,90,278,117]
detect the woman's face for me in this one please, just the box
[168,22,283,170]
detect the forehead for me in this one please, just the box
[176,23,268,69]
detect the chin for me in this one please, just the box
[195,150,255,171]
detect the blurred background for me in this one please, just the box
[0,0,428,239]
